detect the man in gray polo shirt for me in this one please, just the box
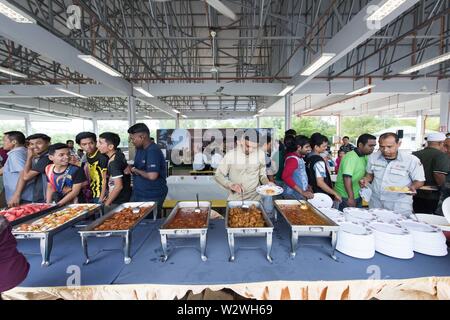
[360,132,425,216]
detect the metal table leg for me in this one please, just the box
[152,206,157,221]
[123,232,132,264]
[160,234,168,262]
[81,236,90,265]
[266,231,273,263]
[200,230,208,262]
[330,231,338,261]
[290,230,298,259]
[228,232,235,262]
[40,235,53,267]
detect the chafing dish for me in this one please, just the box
[159,201,211,262]
[225,201,274,263]
[274,200,339,260]
[13,204,101,267]
[78,202,156,264]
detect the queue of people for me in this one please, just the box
[0,123,169,217]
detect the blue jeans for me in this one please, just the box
[338,197,363,211]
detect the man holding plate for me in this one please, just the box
[359,132,425,215]
[215,130,273,201]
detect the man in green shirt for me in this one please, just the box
[335,134,377,210]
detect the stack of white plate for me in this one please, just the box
[415,214,450,232]
[398,220,447,256]
[336,222,375,259]
[369,208,404,223]
[369,222,414,259]
[343,208,375,224]
[320,208,345,225]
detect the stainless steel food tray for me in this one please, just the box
[274,200,339,260]
[78,202,157,264]
[2,203,59,227]
[225,201,274,263]
[159,201,211,262]
[12,204,101,266]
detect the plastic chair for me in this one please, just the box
[308,193,333,208]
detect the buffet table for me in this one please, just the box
[3,217,450,300]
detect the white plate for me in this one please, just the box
[336,222,375,259]
[369,208,403,223]
[308,193,333,208]
[384,186,415,195]
[415,214,450,232]
[256,185,284,196]
[343,208,374,223]
[320,208,343,221]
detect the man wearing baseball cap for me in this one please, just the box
[412,132,449,214]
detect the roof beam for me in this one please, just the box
[288,0,421,93]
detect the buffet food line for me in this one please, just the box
[1,198,450,300]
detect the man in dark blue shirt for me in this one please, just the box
[128,123,168,216]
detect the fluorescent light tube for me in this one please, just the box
[0,66,27,78]
[205,0,237,20]
[172,109,180,114]
[144,115,152,119]
[181,115,188,119]
[277,85,294,96]
[345,84,376,95]
[55,87,87,98]
[0,0,35,23]
[258,108,267,113]
[300,53,336,76]
[135,87,154,97]
[78,55,123,77]
[399,52,450,74]
[367,0,407,21]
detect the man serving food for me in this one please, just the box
[215,130,273,201]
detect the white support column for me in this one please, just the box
[439,91,449,133]
[92,119,99,136]
[415,111,425,150]
[284,94,292,131]
[175,113,180,129]
[336,115,343,137]
[127,96,137,127]
[24,114,32,136]
[256,115,260,129]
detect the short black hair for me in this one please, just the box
[75,132,97,145]
[343,136,350,140]
[99,132,120,149]
[236,129,258,143]
[379,132,399,143]
[310,133,329,149]
[4,131,26,145]
[357,133,377,147]
[285,135,310,153]
[48,143,69,155]
[128,123,150,135]
[285,129,297,137]
[27,133,51,143]
[66,139,74,144]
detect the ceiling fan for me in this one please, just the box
[199,86,233,97]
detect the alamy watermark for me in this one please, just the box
[66,265,81,289]
[66,4,81,30]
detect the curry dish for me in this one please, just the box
[94,207,150,231]
[228,205,266,228]
[164,207,209,229]
[278,204,331,226]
